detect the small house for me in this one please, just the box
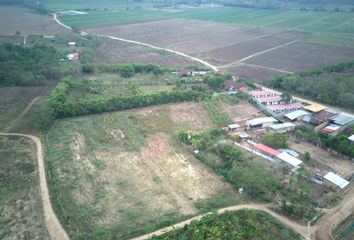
[284,110,310,121]
[223,80,248,94]
[246,117,278,130]
[310,109,338,126]
[251,91,276,99]
[228,123,240,131]
[276,152,303,169]
[267,103,303,115]
[237,132,250,141]
[179,69,193,77]
[254,143,280,157]
[67,52,79,60]
[323,172,350,191]
[68,41,76,46]
[267,122,297,133]
[257,96,282,106]
[304,104,327,113]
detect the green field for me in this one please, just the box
[304,33,354,48]
[57,5,354,34]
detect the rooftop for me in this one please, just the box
[257,96,282,103]
[251,91,274,97]
[246,117,278,126]
[223,80,248,90]
[276,152,303,167]
[228,123,240,129]
[349,134,354,142]
[284,110,310,121]
[321,124,341,133]
[324,172,350,189]
[268,122,297,130]
[304,104,327,113]
[255,143,280,156]
[330,112,354,126]
[311,109,338,123]
[268,103,302,111]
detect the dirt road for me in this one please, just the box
[131,204,308,240]
[0,133,69,240]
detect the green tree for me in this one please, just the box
[262,132,289,149]
[119,65,135,78]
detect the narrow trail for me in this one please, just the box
[0,133,70,240]
[51,14,354,240]
[4,96,41,132]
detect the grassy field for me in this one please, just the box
[46,102,239,239]
[304,33,354,48]
[0,136,50,239]
[69,72,201,103]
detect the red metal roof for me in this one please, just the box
[251,91,274,97]
[255,143,280,156]
[257,96,282,103]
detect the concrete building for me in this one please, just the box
[267,122,297,133]
[284,110,310,121]
[246,117,278,130]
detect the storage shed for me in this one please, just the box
[323,172,350,191]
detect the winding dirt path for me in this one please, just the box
[0,133,70,240]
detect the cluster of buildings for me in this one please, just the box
[251,90,303,116]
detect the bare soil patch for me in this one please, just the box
[227,64,280,82]
[290,138,354,177]
[167,102,212,131]
[246,42,354,72]
[221,101,264,122]
[203,30,309,65]
[94,38,199,68]
[0,7,70,35]
[86,19,278,54]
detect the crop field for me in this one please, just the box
[0,136,49,239]
[94,39,199,68]
[245,42,354,72]
[305,33,354,49]
[0,7,70,36]
[46,103,239,239]
[226,65,280,82]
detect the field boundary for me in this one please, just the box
[0,133,70,240]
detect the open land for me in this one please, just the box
[93,39,200,68]
[0,7,70,36]
[46,103,238,239]
[0,135,50,239]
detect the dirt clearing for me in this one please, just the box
[221,101,264,122]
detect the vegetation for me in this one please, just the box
[270,60,354,110]
[294,125,354,158]
[262,132,290,149]
[0,43,62,86]
[149,210,301,240]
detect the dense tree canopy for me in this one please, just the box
[0,43,62,86]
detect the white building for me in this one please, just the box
[323,172,350,191]
[246,117,278,129]
[267,122,297,133]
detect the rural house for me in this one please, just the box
[179,69,193,77]
[267,122,297,133]
[223,80,248,94]
[309,109,338,126]
[267,103,303,115]
[304,104,327,113]
[246,117,278,130]
[284,110,310,121]
[251,91,276,99]
[257,96,282,106]
[323,172,350,191]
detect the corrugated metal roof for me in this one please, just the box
[324,172,350,189]
[251,91,274,97]
[268,103,302,111]
[285,110,310,120]
[269,122,296,130]
[257,96,282,103]
[246,117,278,126]
[255,143,280,156]
[349,134,354,142]
[330,113,354,126]
[276,152,303,167]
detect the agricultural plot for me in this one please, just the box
[0,136,50,239]
[46,103,238,239]
[226,65,280,82]
[0,7,69,35]
[304,33,354,49]
[93,39,199,68]
[245,42,354,72]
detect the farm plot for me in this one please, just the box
[245,42,354,72]
[304,33,354,49]
[226,65,280,82]
[0,86,52,132]
[203,30,309,65]
[46,103,238,239]
[0,136,50,239]
[93,39,199,68]
[86,19,279,54]
[221,101,264,122]
[0,7,69,35]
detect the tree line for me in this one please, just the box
[270,60,354,110]
[0,43,62,86]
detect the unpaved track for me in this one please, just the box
[0,133,70,240]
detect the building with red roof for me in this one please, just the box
[267,103,302,114]
[251,91,276,98]
[254,143,280,156]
